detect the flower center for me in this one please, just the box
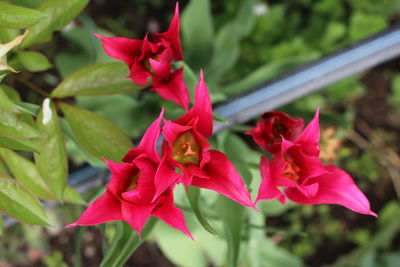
[282,157,301,182]
[125,173,139,192]
[172,131,200,165]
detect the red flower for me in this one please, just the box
[66,110,193,238]
[94,3,189,109]
[247,111,304,153]
[135,71,255,209]
[256,108,377,216]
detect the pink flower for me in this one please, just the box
[94,3,189,109]
[246,111,304,153]
[66,110,193,238]
[136,71,255,209]
[256,108,377,216]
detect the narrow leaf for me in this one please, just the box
[100,218,158,267]
[0,2,45,29]
[217,196,246,267]
[0,135,39,152]
[0,108,40,139]
[0,174,50,226]
[35,98,68,201]
[0,88,19,113]
[51,62,144,98]
[59,102,133,162]
[21,0,90,48]
[182,0,214,69]
[16,51,52,72]
[186,187,217,235]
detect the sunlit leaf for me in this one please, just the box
[59,102,133,162]
[51,62,144,98]
[0,173,50,226]
[34,98,68,201]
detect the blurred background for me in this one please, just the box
[2,0,400,266]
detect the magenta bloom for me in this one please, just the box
[247,111,304,153]
[135,71,255,209]
[66,110,192,238]
[256,108,377,216]
[94,3,189,109]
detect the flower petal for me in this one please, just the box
[294,107,320,156]
[152,68,189,110]
[153,2,183,61]
[123,109,164,163]
[94,33,142,67]
[152,189,193,239]
[286,165,377,216]
[174,70,213,137]
[65,191,122,227]
[256,156,286,204]
[121,199,154,238]
[104,158,137,196]
[153,156,180,202]
[192,150,255,209]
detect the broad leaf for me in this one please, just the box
[100,218,158,267]
[186,187,217,235]
[0,88,19,112]
[0,174,50,226]
[16,51,52,72]
[21,0,90,48]
[217,196,246,267]
[51,62,144,98]
[0,135,39,152]
[35,98,68,201]
[182,0,214,70]
[0,2,45,29]
[0,108,40,139]
[59,102,133,162]
[0,148,83,204]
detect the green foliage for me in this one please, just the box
[59,102,133,163]
[21,0,90,48]
[0,2,45,29]
[34,98,68,201]
[0,173,50,226]
[51,62,144,98]
[15,51,52,72]
[100,219,158,267]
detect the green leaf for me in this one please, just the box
[59,102,133,162]
[0,174,50,226]
[100,218,158,267]
[0,148,83,203]
[0,213,3,235]
[51,62,144,98]
[0,2,46,29]
[16,51,52,72]
[205,0,257,86]
[35,98,68,201]
[0,87,19,112]
[21,0,90,48]
[0,135,39,152]
[220,57,314,95]
[182,0,214,69]
[186,187,217,235]
[217,196,246,267]
[0,108,40,139]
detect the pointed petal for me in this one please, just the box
[121,199,154,237]
[104,158,137,196]
[286,165,377,216]
[152,189,193,239]
[153,157,180,201]
[123,109,164,163]
[192,150,255,209]
[94,33,141,67]
[174,71,213,137]
[65,191,122,227]
[153,2,183,60]
[153,68,189,110]
[162,119,192,148]
[149,57,170,81]
[129,62,149,86]
[256,156,286,204]
[295,107,320,156]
